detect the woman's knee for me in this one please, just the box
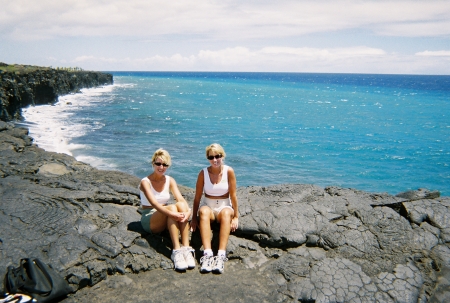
[175,201,189,212]
[165,204,177,212]
[199,206,212,219]
[218,208,233,222]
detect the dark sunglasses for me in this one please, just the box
[207,154,222,160]
[154,162,169,167]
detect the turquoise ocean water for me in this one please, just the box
[22,72,450,195]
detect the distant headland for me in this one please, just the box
[0,62,113,121]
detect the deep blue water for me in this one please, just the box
[22,72,450,195]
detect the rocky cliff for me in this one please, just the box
[0,63,113,121]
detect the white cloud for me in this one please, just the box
[1,1,449,74]
[58,46,449,74]
[416,50,450,57]
[2,0,450,40]
[74,55,96,62]
[260,46,386,58]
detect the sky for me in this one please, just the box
[1,0,450,74]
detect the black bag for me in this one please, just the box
[4,258,72,303]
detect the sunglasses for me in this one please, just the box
[154,162,169,167]
[207,154,222,160]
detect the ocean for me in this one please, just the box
[21,72,450,196]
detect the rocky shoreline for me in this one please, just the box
[1,121,449,302]
[1,67,449,302]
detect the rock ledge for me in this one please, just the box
[1,121,449,302]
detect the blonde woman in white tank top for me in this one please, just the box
[139,149,195,271]
[191,143,239,274]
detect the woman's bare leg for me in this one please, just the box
[198,205,215,250]
[149,210,168,233]
[164,205,181,250]
[216,208,233,251]
[176,201,190,247]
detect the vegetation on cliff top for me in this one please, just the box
[0,62,85,74]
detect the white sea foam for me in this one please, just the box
[22,103,78,155]
[75,155,117,171]
[22,84,116,158]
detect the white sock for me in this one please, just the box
[218,250,226,257]
[203,249,213,257]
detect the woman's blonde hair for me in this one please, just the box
[205,143,226,159]
[151,148,172,167]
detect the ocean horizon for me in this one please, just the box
[21,72,450,196]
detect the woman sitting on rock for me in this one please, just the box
[139,148,195,271]
[191,143,239,274]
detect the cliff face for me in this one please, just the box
[0,66,113,121]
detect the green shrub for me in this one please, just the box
[0,63,84,73]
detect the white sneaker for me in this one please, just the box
[212,255,227,274]
[171,250,188,271]
[182,246,196,269]
[200,255,214,273]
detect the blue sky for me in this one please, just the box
[1,0,449,74]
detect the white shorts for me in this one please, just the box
[200,197,233,217]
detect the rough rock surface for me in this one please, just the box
[1,122,449,303]
[0,66,113,121]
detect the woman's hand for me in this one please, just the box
[171,211,186,222]
[180,210,190,223]
[181,208,192,223]
[190,217,198,232]
[231,217,239,232]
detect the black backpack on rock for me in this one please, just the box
[3,258,72,303]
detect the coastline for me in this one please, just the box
[16,71,450,196]
[20,85,117,163]
[1,67,450,302]
[0,63,113,121]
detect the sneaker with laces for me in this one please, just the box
[212,255,227,274]
[182,246,196,269]
[200,255,214,273]
[171,250,188,271]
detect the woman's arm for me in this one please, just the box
[169,176,191,222]
[169,176,187,203]
[228,166,239,232]
[139,179,173,217]
[190,170,205,232]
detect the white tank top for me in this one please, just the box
[203,165,229,196]
[139,176,171,207]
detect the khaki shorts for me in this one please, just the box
[140,208,157,234]
[200,197,233,217]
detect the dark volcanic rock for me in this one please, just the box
[0,67,113,121]
[1,123,449,303]
[396,188,441,201]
